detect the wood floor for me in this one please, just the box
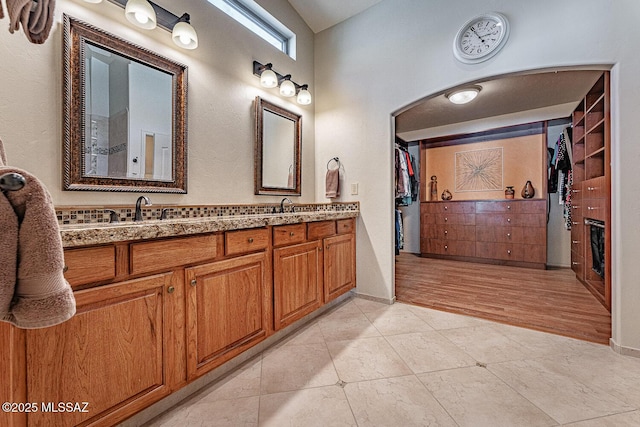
[395,253,611,344]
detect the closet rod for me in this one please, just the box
[584,218,605,229]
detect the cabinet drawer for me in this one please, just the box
[583,198,606,221]
[476,242,524,261]
[425,201,475,214]
[425,224,475,241]
[225,228,269,256]
[476,213,545,227]
[583,176,607,199]
[64,245,116,287]
[273,224,306,247]
[476,201,520,213]
[518,200,547,214]
[427,239,475,257]
[131,234,219,275]
[337,218,355,234]
[429,213,476,225]
[307,220,336,240]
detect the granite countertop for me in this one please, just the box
[60,210,359,248]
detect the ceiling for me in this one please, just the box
[287,0,382,33]
[286,4,605,143]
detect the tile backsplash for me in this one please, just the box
[56,202,359,226]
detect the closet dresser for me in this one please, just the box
[421,199,547,269]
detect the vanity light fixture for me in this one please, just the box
[446,86,482,104]
[84,0,199,49]
[279,75,296,97]
[258,63,278,88]
[124,0,157,30]
[171,14,198,50]
[252,61,312,105]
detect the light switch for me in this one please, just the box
[351,182,359,195]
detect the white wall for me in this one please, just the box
[0,0,315,205]
[314,0,640,351]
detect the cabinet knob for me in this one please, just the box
[572,205,580,209]
[572,240,580,244]
[444,245,448,250]
[507,205,511,210]
[444,217,448,222]
[444,230,448,235]
[587,186,597,191]
[444,206,448,210]
[63,265,69,273]
[507,250,511,255]
[587,206,598,210]
[572,189,581,193]
[572,221,579,225]
[167,286,175,294]
[572,261,580,265]
[248,237,254,243]
[190,279,197,287]
[318,247,323,252]
[507,218,511,223]
[290,231,295,236]
[507,233,511,238]
[326,245,330,250]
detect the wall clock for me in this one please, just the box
[453,12,510,64]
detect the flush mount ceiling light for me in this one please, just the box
[253,61,312,105]
[124,0,157,30]
[172,13,198,49]
[446,85,482,104]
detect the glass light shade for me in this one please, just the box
[83,0,103,3]
[125,0,157,30]
[172,21,198,49]
[447,88,480,104]
[280,79,296,97]
[260,69,278,88]
[297,88,312,105]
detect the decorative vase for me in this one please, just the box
[505,186,515,199]
[521,180,535,199]
[441,189,452,201]
[429,176,438,201]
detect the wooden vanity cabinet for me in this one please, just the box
[185,251,271,380]
[2,217,357,426]
[12,272,181,427]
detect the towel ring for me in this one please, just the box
[0,172,26,192]
[327,157,340,170]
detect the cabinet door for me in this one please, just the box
[24,273,176,427]
[323,233,356,303]
[185,252,270,380]
[273,241,323,330]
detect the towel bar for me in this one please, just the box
[327,157,340,170]
[0,172,26,192]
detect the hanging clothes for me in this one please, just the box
[395,145,418,206]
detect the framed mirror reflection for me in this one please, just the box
[254,97,301,196]
[63,15,187,193]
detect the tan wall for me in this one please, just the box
[423,134,546,201]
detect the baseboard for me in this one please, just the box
[610,338,640,358]
[354,292,395,305]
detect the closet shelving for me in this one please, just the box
[570,72,610,310]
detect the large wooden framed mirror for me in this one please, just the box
[63,15,187,193]
[254,97,301,196]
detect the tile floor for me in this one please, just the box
[145,297,640,426]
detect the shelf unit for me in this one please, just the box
[570,72,611,310]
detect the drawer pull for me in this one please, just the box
[572,240,580,244]
[507,250,511,255]
[167,286,175,294]
[587,207,599,211]
[444,217,448,222]
[507,205,511,210]
[572,221,579,225]
[572,261,580,265]
[444,206,448,210]
[63,265,69,273]
[290,232,295,236]
[572,189,581,193]
[507,233,511,238]
[190,279,197,287]
[587,186,597,191]
[248,237,254,243]
[507,218,511,223]
[572,205,580,209]
[444,245,448,250]
[444,230,448,235]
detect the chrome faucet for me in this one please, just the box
[280,197,293,213]
[134,196,152,221]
